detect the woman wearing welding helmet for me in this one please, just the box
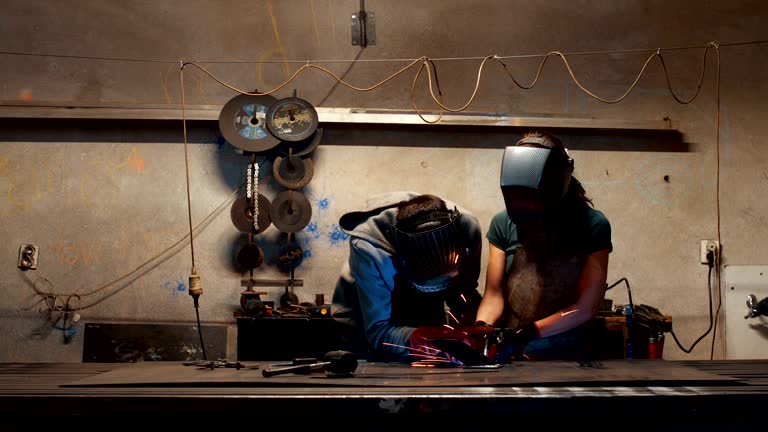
[331,192,484,362]
[475,131,612,362]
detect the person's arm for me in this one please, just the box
[534,249,610,338]
[475,242,506,326]
[348,239,415,359]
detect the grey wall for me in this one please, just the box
[1,0,767,361]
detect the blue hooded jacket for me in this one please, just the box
[331,191,483,362]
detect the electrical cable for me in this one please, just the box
[606,277,634,311]
[28,187,241,310]
[177,42,724,122]
[711,295,722,360]
[181,63,207,360]
[194,299,207,361]
[0,39,764,64]
[411,58,445,124]
[670,255,715,354]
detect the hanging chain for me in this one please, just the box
[245,161,260,232]
[252,162,259,232]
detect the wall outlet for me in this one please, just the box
[18,244,39,270]
[700,240,719,265]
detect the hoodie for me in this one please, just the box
[331,191,482,362]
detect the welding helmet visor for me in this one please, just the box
[392,208,466,292]
[500,137,574,223]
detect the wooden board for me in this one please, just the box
[62,359,739,388]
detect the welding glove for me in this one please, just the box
[462,320,496,358]
[493,322,541,363]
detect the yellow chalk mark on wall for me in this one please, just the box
[160,63,175,104]
[257,0,292,88]
[310,0,321,44]
[53,223,177,269]
[329,0,336,45]
[55,240,102,266]
[192,72,210,105]
[92,147,145,177]
[0,155,54,209]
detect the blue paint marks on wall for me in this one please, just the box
[216,134,228,150]
[318,198,329,210]
[329,224,350,246]
[304,221,322,240]
[162,277,187,296]
[303,249,312,258]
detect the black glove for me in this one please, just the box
[493,322,540,363]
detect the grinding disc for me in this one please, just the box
[277,241,304,272]
[273,155,314,190]
[230,193,272,234]
[266,97,319,142]
[269,190,312,233]
[235,243,264,270]
[219,94,280,153]
[271,127,323,157]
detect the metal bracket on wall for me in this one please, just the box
[0,103,679,130]
[351,9,375,47]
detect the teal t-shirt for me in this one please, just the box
[486,208,612,274]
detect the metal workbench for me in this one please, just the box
[1,360,767,430]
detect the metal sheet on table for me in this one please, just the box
[61,360,740,388]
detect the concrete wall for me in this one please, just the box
[1,0,767,361]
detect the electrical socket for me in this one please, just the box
[18,244,39,270]
[700,240,719,264]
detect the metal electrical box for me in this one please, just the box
[723,265,768,359]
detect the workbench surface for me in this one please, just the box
[2,360,767,429]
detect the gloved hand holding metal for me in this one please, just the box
[411,323,496,356]
[492,322,541,363]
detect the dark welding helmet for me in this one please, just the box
[500,135,574,223]
[391,208,466,292]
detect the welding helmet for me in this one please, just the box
[500,135,574,223]
[391,208,467,292]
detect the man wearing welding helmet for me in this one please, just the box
[331,192,483,362]
[475,131,612,362]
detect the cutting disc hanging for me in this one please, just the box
[235,243,264,270]
[219,94,280,153]
[273,155,314,190]
[270,127,323,158]
[277,241,304,272]
[266,97,319,142]
[230,193,272,234]
[269,190,312,233]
